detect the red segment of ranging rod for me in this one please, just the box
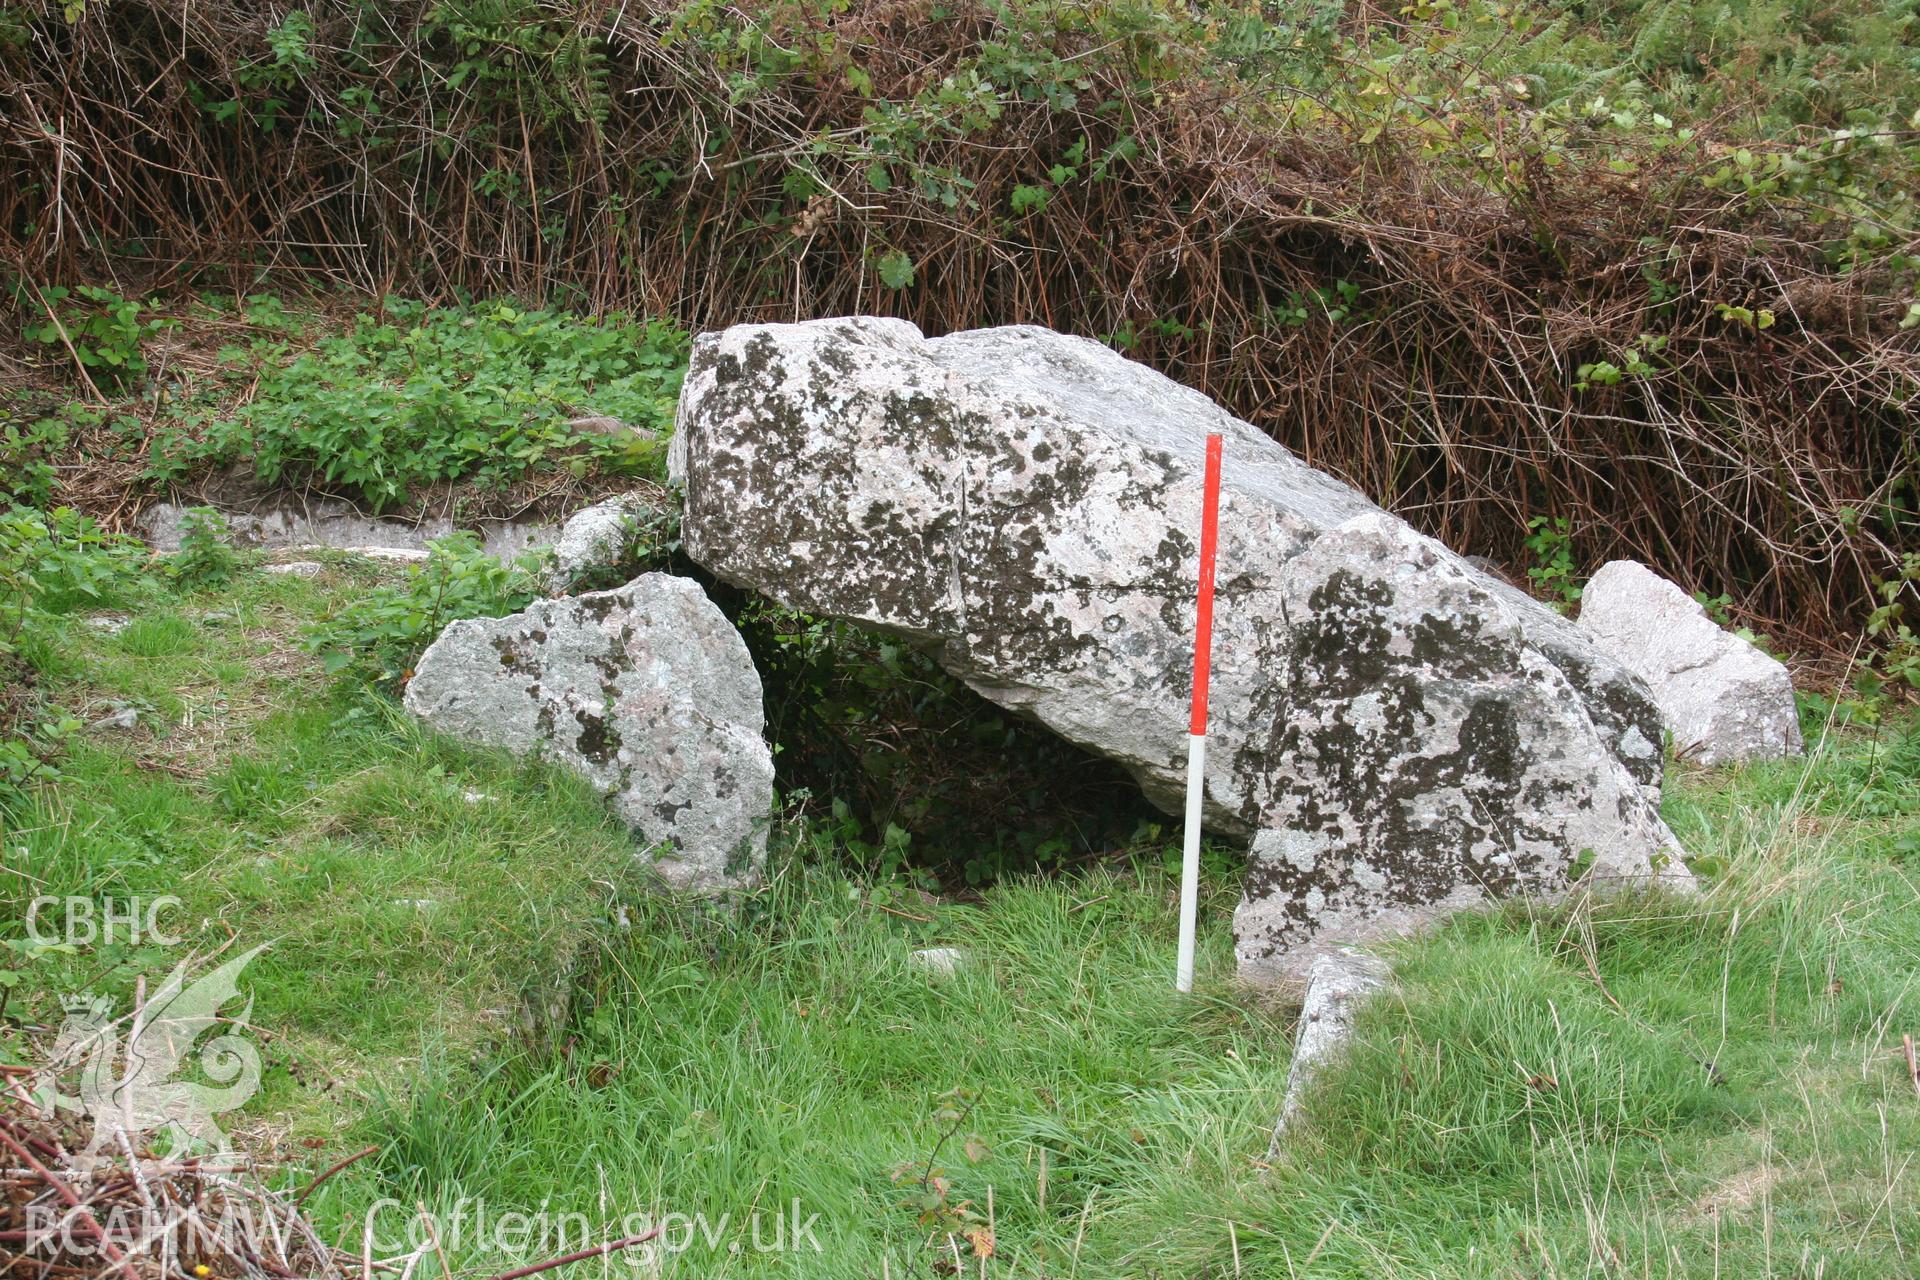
[1189,433,1225,735]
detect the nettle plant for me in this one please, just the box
[0,506,144,803]
[1575,334,1668,391]
[1860,551,1920,708]
[165,301,688,511]
[15,283,174,388]
[0,506,143,663]
[304,533,548,689]
[165,507,243,589]
[1524,515,1583,611]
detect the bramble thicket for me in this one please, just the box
[2,0,1916,651]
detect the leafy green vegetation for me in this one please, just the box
[7,0,1918,635]
[0,507,142,660]
[12,282,174,388]
[0,410,65,509]
[145,300,688,509]
[1862,551,1920,706]
[0,506,145,802]
[164,506,243,589]
[653,0,1920,276]
[1523,514,1584,611]
[303,533,548,688]
[1532,0,1920,129]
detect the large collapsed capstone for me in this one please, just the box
[672,317,1688,978]
[403,574,773,891]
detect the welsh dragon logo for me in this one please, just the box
[27,946,267,1165]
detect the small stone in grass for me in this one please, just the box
[331,546,430,563]
[264,560,326,578]
[1267,950,1392,1156]
[909,947,967,978]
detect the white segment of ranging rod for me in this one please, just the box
[1175,733,1208,993]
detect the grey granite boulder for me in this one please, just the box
[673,317,1686,977]
[403,574,772,891]
[1577,559,1802,765]
[1231,514,1687,975]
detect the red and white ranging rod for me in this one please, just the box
[1176,433,1224,995]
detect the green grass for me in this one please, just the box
[305,729,1919,1277]
[5,551,1919,1277]
[298,727,1917,1277]
[342,866,1271,1271]
[1,553,642,1134]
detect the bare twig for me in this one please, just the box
[477,1229,665,1280]
[295,1145,381,1209]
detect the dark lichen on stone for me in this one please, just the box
[573,708,621,765]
